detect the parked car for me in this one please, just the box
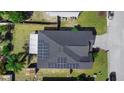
[108,11,114,20]
[110,72,116,81]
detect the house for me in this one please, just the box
[35,30,96,69]
[45,11,80,20]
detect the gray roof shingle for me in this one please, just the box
[37,30,95,69]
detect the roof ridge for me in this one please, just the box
[41,31,62,46]
[63,46,81,62]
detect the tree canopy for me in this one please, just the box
[5,54,24,73]
[0,11,31,23]
[0,25,8,33]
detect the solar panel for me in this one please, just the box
[39,40,49,61]
[75,64,79,68]
[48,63,56,68]
[64,64,66,68]
[48,63,79,69]
[57,57,67,63]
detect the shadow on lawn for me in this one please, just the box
[44,25,97,35]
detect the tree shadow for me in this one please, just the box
[92,47,100,62]
[28,63,38,73]
[7,42,14,51]
[5,31,13,41]
[44,24,97,36]
[27,54,34,64]
[43,77,77,81]
[24,11,33,20]
[77,73,95,81]
[5,71,15,81]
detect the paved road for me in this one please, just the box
[94,12,124,80]
[108,12,124,81]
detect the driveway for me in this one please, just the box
[93,34,109,50]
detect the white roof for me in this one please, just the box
[45,11,80,17]
[29,33,38,54]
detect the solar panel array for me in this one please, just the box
[48,63,79,69]
[38,40,49,61]
[57,57,67,63]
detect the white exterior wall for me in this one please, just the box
[29,33,38,54]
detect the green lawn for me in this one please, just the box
[77,11,107,35]
[72,50,108,81]
[61,20,78,27]
[12,23,44,53]
[39,50,108,81]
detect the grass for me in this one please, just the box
[38,50,108,81]
[77,11,107,35]
[72,50,108,81]
[61,20,78,27]
[13,23,44,80]
[28,11,57,22]
[60,12,107,35]
[12,23,44,53]
[28,12,45,22]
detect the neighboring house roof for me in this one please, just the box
[37,30,96,69]
[45,11,80,17]
[29,33,38,54]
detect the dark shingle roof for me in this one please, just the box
[37,30,95,69]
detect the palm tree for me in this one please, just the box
[1,45,10,56]
[5,54,24,73]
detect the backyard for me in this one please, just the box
[12,23,44,53]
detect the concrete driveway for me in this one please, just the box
[94,34,109,50]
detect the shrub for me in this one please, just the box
[0,25,8,33]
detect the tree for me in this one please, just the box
[0,11,32,23]
[5,54,24,73]
[0,25,8,33]
[7,12,27,22]
[1,45,10,56]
